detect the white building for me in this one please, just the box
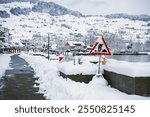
[0,24,11,48]
[65,41,86,52]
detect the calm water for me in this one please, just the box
[108,55,150,62]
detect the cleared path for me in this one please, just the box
[0,54,45,100]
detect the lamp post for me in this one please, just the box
[48,33,50,60]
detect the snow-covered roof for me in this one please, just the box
[67,41,85,47]
[51,44,57,50]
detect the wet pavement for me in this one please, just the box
[0,54,45,100]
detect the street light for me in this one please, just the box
[48,33,50,60]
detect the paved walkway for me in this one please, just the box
[0,54,45,100]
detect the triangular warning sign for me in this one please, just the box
[90,36,111,55]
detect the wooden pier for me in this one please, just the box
[1,47,21,54]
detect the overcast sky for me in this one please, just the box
[41,0,150,15]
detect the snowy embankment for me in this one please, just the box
[0,54,11,79]
[58,60,97,75]
[104,59,150,77]
[20,54,150,100]
[28,51,59,60]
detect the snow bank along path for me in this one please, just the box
[20,54,150,100]
[104,59,150,77]
[0,54,11,79]
[58,60,97,75]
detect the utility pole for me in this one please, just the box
[48,33,50,60]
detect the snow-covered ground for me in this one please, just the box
[58,59,98,75]
[27,51,59,59]
[104,59,150,77]
[20,53,150,100]
[0,54,11,79]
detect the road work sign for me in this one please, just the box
[90,36,111,55]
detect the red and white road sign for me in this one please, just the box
[59,55,64,62]
[90,36,111,55]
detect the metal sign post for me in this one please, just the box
[98,55,101,74]
[97,43,102,74]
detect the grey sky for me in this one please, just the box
[41,0,150,15]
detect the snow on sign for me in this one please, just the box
[90,36,111,55]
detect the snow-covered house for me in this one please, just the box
[0,24,10,44]
[65,41,86,52]
[0,24,12,52]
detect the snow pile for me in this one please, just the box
[20,54,150,100]
[104,59,150,77]
[0,54,11,79]
[81,55,99,62]
[27,51,58,60]
[58,60,97,75]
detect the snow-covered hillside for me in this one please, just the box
[0,1,150,47]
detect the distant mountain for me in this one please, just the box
[32,1,83,17]
[0,0,38,4]
[0,10,10,18]
[10,7,31,16]
[105,13,150,21]
[0,1,83,17]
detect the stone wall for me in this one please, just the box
[59,72,94,84]
[103,70,150,96]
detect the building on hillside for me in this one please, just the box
[65,41,86,52]
[0,24,12,53]
[0,24,10,44]
[21,39,37,52]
